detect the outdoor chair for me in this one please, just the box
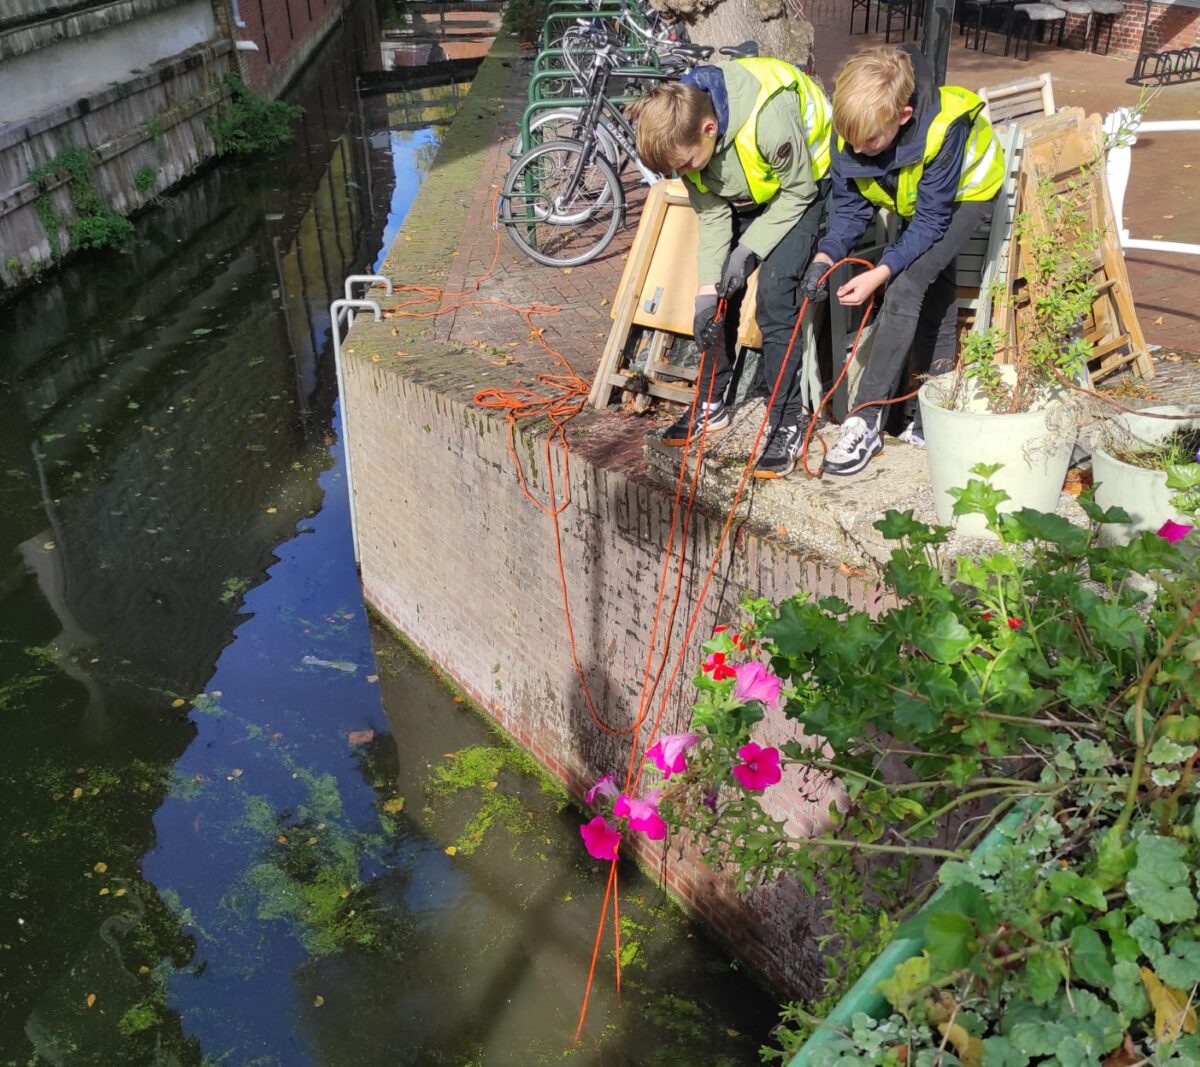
[967,0,1017,51]
[1007,2,1067,59]
[1085,0,1123,53]
[849,0,872,34]
[874,0,915,42]
[1047,0,1093,45]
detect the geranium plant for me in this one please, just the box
[629,468,1200,1064]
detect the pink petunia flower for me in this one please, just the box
[613,792,668,840]
[645,733,700,779]
[732,661,782,708]
[580,816,622,860]
[1158,520,1195,544]
[731,742,782,792]
[701,652,737,681]
[585,774,619,806]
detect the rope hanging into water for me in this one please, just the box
[379,221,925,1044]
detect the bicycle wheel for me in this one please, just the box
[528,108,621,167]
[499,139,623,269]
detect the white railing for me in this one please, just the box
[1105,108,1200,257]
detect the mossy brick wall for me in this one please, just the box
[0,41,233,290]
[339,33,890,999]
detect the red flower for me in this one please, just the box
[981,612,993,621]
[731,633,744,650]
[1007,618,1023,630]
[702,652,736,681]
[712,625,729,634]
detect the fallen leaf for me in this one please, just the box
[43,541,55,551]
[444,845,458,856]
[266,507,277,514]
[453,696,464,704]
[138,966,151,975]
[72,787,83,799]
[382,797,406,814]
[1163,214,1175,219]
[86,993,96,1008]
[776,524,789,537]
[1152,316,1164,325]
[114,888,126,897]
[94,861,108,873]
[1103,1034,1138,1066]
[366,674,379,683]
[306,836,317,846]
[171,698,186,709]
[485,781,498,790]
[277,834,288,844]
[226,768,243,781]
[1141,966,1197,1042]
[562,268,573,274]
[347,729,374,745]
[313,995,325,1007]
[99,887,110,896]
[1152,233,1165,239]
[443,751,458,760]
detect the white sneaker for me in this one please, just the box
[897,421,926,449]
[824,415,883,476]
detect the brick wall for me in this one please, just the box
[342,337,894,997]
[1050,0,1199,58]
[231,0,346,97]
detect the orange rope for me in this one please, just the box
[384,227,892,1042]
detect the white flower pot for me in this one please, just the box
[918,369,1077,539]
[1092,404,1200,545]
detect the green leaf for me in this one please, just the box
[767,597,820,658]
[1021,947,1067,1006]
[1148,737,1198,765]
[1069,924,1114,988]
[1049,870,1108,912]
[917,612,974,664]
[1112,959,1152,1021]
[1128,914,1166,961]
[1009,508,1089,552]
[925,911,975,973]
[980,1035,1029,1067]
[1096,827,1135,890]
[875,951,930,1012]
[1076,488,1131,526]
[1157,940,1200,989]
[949,477,1011,522]
[1165,462,1200,491]
[1127,835,1198,923]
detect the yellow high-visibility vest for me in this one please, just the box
[841,86,1004,218]
[687,57,832,203]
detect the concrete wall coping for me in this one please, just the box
[0,0,196,59]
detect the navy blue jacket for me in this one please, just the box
[816,45,970,276]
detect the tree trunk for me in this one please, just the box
[650,0,816,71]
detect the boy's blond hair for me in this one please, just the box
[628,82,715,177]
[831,46,915,148]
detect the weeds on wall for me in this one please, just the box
[27,145,134,257]
[134,166,157,193]
[212,75,303,157]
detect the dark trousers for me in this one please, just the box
[700,180,831,428]
[852,195,997,428]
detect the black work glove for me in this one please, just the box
[717,244,760,299]
[800,259,830,303]
[692,293,720,351]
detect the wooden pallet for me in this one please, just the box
[978,72,1056,128]
[588,179,765,411]
[996,108,1153,382]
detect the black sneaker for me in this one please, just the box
[753,423,802,479]
[823,415,883,476]
[660,401,730,447]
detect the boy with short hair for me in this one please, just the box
[802,44,1004,476]
[631,57,832,479]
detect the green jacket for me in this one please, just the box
[682,61,821,286]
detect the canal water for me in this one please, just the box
[0,4,776,1065]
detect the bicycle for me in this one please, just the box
[499,35,756,267]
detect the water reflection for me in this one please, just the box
[0,1,775,1061]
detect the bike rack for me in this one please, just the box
[329,294,385,567]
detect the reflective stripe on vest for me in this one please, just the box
[843,87,1004,218]
[686,58,832,202]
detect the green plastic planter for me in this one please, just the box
[786,801,1035,1066]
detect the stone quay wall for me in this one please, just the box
[339,38,888,998]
